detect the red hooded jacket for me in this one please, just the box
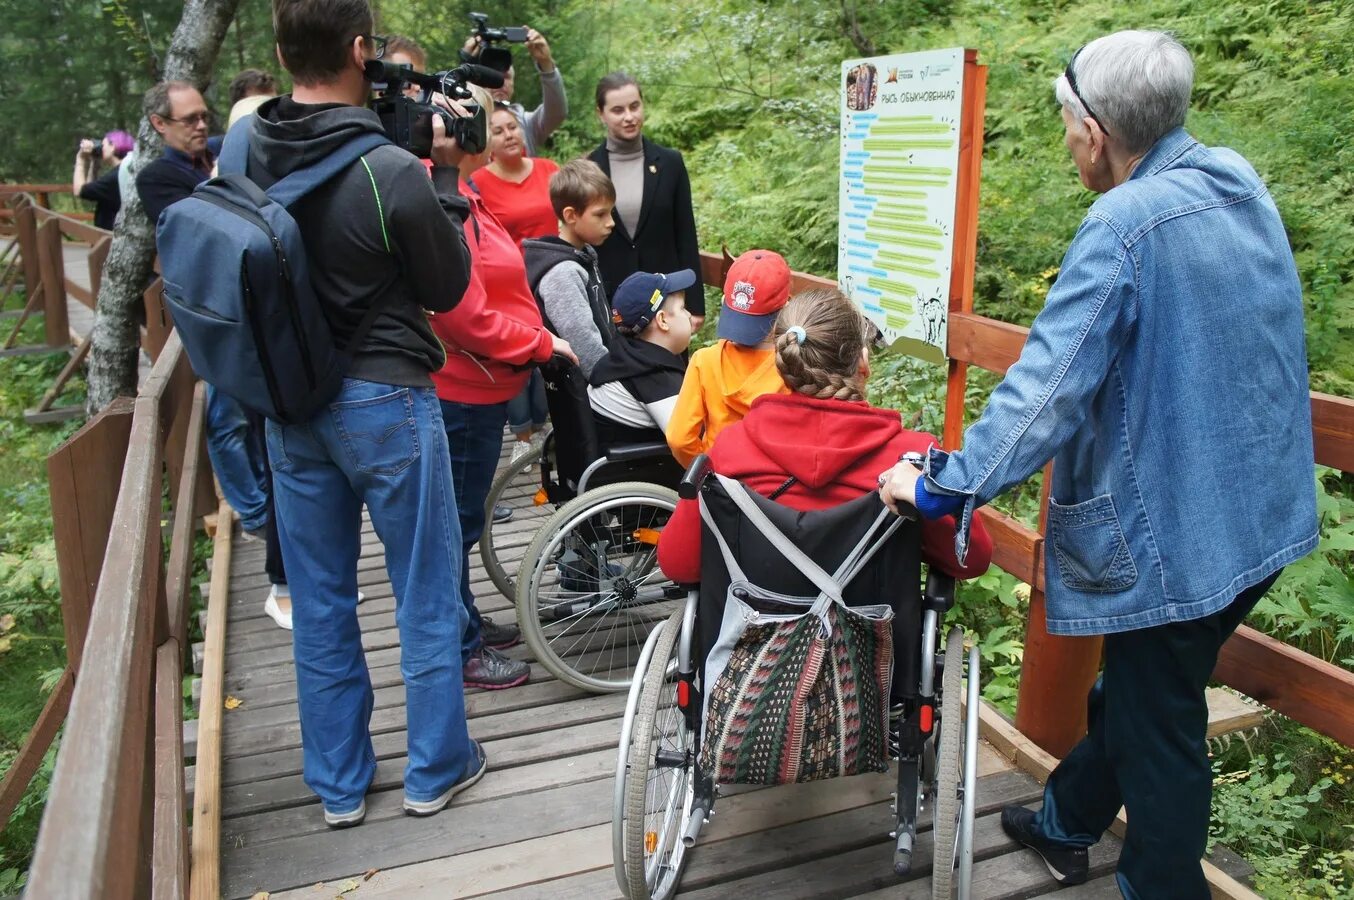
[657,393,994,584]
[428,180,554,405]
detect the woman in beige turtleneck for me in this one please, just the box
[587,72,705,330]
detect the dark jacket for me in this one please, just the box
[524,236,615,360]
[587,138,704,314]
[137,149,212,226]
[244,96,472,387]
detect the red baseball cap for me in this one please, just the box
[718,250,792,345]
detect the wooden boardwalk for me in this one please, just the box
[214,446,1249,899]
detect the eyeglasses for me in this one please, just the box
[1064,46,1110,137]
[361,34,388,59]
[162,112,210,127]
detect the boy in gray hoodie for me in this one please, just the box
[523,159,618,378]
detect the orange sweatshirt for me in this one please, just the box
[666,340,790,468]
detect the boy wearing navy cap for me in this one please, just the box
[588,269,695,448]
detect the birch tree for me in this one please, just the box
[86,0,243,411]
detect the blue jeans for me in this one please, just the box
[438,399,508,661]
[505,370,547,435]
[265,378,474,811]
[206,385,270,532]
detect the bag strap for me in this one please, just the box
[264,132,393,208]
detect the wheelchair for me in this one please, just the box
[492,358,686,692]
[613,457,980,899]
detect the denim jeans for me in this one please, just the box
[1031,570,1281,899]
[438,399,508,661]
[266,378,474,811]
[505,370,547,435]
[206,385,270,532]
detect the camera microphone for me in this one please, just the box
[442,63,505,89]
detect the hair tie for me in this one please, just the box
[786,325,807,345]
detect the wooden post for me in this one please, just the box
[1013,464,1104,757]
[0,670,74,829]
[47,397,135,670]
[36,217,69,348]
[942,52,987,450]
[152,640,188,899]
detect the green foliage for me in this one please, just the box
[1250,469,1354,667]
[1211,719,1354,899]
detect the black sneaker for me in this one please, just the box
[480,615,520,650]
[1001,805,1089,885]
[403,740,488,817]
[492,504,514,523]
[463,646,529,690]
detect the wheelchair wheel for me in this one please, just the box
[619,612,694,900]
[931,626,966,899]
[517,481,681,693]
[480,442,549,601]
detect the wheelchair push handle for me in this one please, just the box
[679,454,713,500]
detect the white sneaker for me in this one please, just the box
[509,439,533,469]
[357,590,367,604]
[264,585,293,630]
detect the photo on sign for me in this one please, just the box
[845,64,878,111]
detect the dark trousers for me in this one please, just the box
[247,410,287,586]
[1031,571,1281,899]
[438,399,510,662]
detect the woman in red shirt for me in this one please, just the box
[472,103,561,461]
[472,103,560,246]
[430,88,575,691]
[657,287,993,584]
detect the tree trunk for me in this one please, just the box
[85,0,242,412]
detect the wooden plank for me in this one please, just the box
[152,640,188,899]
[947,311,1027,375]
[26,392,163,899]
[36,217,69,348]
[1214,624,1354,748]
[164,382,208,647]
[2,281,42,349]
[29,333,91,415]
[0,668,74,828]
[47,396,135,669]
[189,499,233,900]
[1312,392,1354,473]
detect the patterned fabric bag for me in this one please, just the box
[698,475,900,786]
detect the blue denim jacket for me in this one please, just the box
[926,128,1318,635]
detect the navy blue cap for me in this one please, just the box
[611,269,697,333]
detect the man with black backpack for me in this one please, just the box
[217,0,480,826]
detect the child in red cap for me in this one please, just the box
[666,250,793,468]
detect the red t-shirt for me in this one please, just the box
[472,158,561,247]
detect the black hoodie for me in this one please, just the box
[523,235,615,375]
[245,96,472,387]
[587,334,687,446]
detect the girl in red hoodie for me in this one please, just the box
[428,87,575,690]
[657,287,992,584]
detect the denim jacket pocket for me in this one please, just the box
[332,388,420,476]
[1047,494,1138,593]
[264,419,293,472]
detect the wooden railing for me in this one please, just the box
[22,330,216,899]
[699,250,1354,753]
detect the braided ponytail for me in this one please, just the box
[771,288,871,402]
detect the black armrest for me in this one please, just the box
[679,454,713,500]
[603,441,672,463]
[924,569,956,612]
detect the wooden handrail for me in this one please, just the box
[700,248,1354,749]
[27,332,211,899]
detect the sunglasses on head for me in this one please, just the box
[1065,45,1111,137]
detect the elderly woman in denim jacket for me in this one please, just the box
[878,30,1317,899]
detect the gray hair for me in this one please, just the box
[143,81,196,120]
[1053,31,1194,153]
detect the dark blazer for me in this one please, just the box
[588,137,704,315]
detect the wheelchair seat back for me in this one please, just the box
[696,478,923,702]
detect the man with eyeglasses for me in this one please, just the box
[135,81,217,224]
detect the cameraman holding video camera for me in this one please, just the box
[241,0,483,826]
[462,15,566,157]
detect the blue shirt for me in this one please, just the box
[922,128,1318,635]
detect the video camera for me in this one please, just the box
[462,11,529,74]
[366,60,504,159]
